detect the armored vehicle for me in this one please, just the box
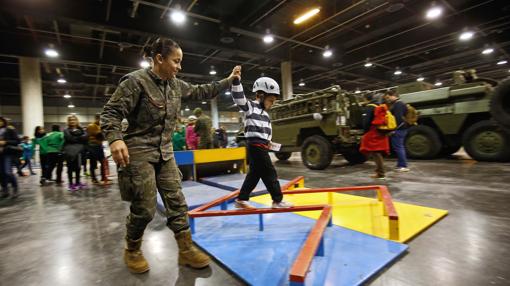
[399,75,510,162]
[260,85,368,170]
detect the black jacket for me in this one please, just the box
[0,127,20,155]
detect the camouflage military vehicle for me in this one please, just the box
[239,85,369,170]
[398,74,510,162]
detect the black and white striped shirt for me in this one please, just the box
[232,82,272,145]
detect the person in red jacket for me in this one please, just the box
[360,94,390,180]
[185,115,199,150]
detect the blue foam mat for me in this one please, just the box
[192,202,408,286]
[156,180,232,211]
[200,174,290,196]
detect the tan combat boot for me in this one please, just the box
[124,237,150,274]
[175,229,211,268]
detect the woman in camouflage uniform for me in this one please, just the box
[101,37,240,273]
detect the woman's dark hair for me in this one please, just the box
[0,116,7,127]
[34,126,45,138]
[143,37,181,60]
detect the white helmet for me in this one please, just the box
[188,115,197,121]
[252,77,280,95]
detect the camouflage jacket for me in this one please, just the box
[101,69,231,162]
[194,115,212,142]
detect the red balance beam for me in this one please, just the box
[189,204,326,218]
[289,205,332,283]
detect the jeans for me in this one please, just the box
[0,154,18,192]
[391,129,408,168]
[238,144,283,203]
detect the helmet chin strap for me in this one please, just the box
[259,95,266,110]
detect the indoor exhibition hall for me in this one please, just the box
[0,0,509,285]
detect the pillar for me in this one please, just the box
[211,97,219,129]
[281,61,293,100]
[19,57,44,136]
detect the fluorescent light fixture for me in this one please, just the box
[63,94,71,99]
[394,70,402,75]
[354,89,361,94]
[225,91,231,95]
[434,82,443,86]
[45,48,59,58]
[459,31,474,41]
[298,82,305,87]
[425,6,442,20]
[68,104,75,108]
[364,62,373,68]
[209,70,217,75]
[481,48,494,55]
[322,49,333,58]
[140,60,150,68]
[170,10,186,24]
[201,101,207,105]
[417,77,425,82]
[293,8,320,25]
[497,60,507,65]
[263,34,274,44]
[184,106,190,111]
[57,78,66,84]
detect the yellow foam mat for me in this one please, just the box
[251,192,447,243]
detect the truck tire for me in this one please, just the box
[343,149,367,164]
[441,136,462,156]
[462,120,510,162]
[301,135,333,170]
[491,78,510,132]
[275,152,292,161]
[405,125,442,159]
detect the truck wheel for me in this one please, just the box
[441,136,462,156]
[491,78,510,132]
[462,120,510,162]
[405,125,442,159]
[275,152,292,161]
[343,150,367,164]
[301,135,333,170]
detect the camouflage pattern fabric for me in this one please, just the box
[194,115,213,149]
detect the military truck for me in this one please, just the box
[398,75,510,162]
[235,85,369,170]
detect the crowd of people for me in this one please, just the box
[0,113,112,197]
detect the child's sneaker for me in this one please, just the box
[234,199,256,209]
[395,167,410,172]
[370,174,386,180]
[68,184,78,192]
[272,200,293,208]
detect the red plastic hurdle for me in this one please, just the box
[188,176,399,285]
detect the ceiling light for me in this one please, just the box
[263,34,274,44]
[497,60,507,65]
[209,66,217,75]
[394,69,402,75]
[68,104,75,108]
[298,79,305,87]
[63,94,71,99]
[481,48,494,55]
[57,78,66,84]
[322,46,333,58]
[170,10,186,24]
[225,91,231,95]
[364,62,373,68]
[354,89,361,94]
[184,106,190,111]
[425,6,442,20]
[417,77,425,82]
[459,31,474,41]
[140,60,150,68]
[45,48,59,58]
[201,101,207,105]
[434,81,443,86]
[293,8,320,25]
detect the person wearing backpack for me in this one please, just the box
[360,94,390,180]
[385,90,411,172]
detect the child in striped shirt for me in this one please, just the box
[231,69,293,209]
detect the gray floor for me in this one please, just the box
[0,151,509,286]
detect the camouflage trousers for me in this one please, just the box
[118,156,189,240]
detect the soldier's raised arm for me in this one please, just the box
[179,65,241,101]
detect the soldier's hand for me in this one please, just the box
[110,140,130,167]
[228,65,242,81]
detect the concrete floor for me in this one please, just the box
[0,151,509,286]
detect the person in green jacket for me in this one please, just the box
[46,125,65,184]
[33,126,49,185]
[172,125,186,151]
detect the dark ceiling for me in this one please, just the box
[0,0,509,111]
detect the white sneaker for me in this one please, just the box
[272,200,293,208]
[234,199,256,209]
[395,167,410,172]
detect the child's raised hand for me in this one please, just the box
[229,65,242,81]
